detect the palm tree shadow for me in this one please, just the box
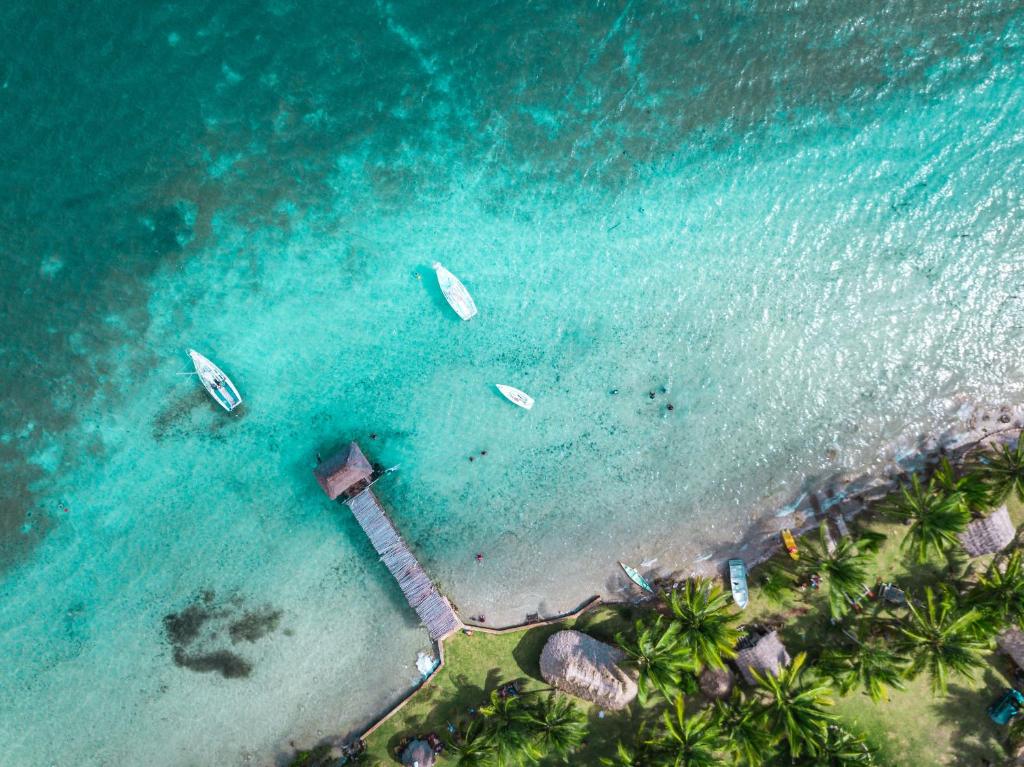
[930,665,1008,764]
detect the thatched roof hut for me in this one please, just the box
[958,505,1015,557]
[401,740,435,767]
[736,631,790,685]
[540,630,637,710]
[313,442,373,500]
[998,628,1024,671]
[698,667,734,700]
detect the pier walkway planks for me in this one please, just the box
[346,488,462,641]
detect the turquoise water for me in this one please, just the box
[3,2,1024,764]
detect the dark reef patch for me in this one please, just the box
[229,607,282,644]
[163,590,284,679]
[173,647,253,678]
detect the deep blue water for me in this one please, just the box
[2,2,1024,764]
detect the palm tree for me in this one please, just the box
[752,652,836,759]
[895,586,992,695]
[519,694,587,763]
[478,690,535,766]
[600,732,654,767]
[616,617,695,705]
[650,695,723,767]
[798,526,875,620]
[447,719,494,767]
[932,457,990,514]
[662,577,741,671]
[881,474,970,563]
[819,632,909,703]
[967,550,1024,628]
[791,725,874,766]
[975,439,1024,505]
[711,687,773,767]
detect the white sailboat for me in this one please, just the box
[187,349,243,412]
[432,262,478,320]
[496,384,534,410]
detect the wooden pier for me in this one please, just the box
[347,489,462,640]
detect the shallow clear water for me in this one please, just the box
[3,1,1024,764]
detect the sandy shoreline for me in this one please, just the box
[308,398,1024,759]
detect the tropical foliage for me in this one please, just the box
[976,438,1024,505]
[650,696,723,767]
[895,586,993,695]
[617,617,695,705]
[662,577,741,671]
[966,550,1024,628]
[797,526,876,619]
[711,688,773,766]
[881,473,970,563]
[791,725,874,766]
[752,652,836,759]
[820,632,909,703]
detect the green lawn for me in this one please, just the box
[363,606,642,765]
[360,498,1024,766]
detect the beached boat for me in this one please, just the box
[781,529,800,560]
[187,349,242,412]
[432,262,478,320]
[618,561,654,593]
[496,384,534,410]
[728,559,749,609]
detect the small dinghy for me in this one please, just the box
[432,262,478,320]
[187,349,242,412]
[619,561,654,593]
[781,529,800,560]
[495,384,534,410]
[728,558,749,610]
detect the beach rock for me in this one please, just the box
[698,667,734,700]
[539,630,637,710]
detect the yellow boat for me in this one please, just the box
[781,529,800,560]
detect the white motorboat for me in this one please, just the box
[431,262,478,320]
[187,349,242,411]
[496,384,534,410]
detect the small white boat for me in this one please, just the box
[187,349,242,412]
[729,559,749,610]
[496,384,534,410]
[432,262,477,320]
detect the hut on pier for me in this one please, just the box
[958,505,1015,557]
[736,630,790,685]
[314,441,374,500]
[314,441,462,641]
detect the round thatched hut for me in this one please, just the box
[401,739,436,767]
[736,630,790,686]
[539,629,637,710]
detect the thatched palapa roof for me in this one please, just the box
[998,628,1024,671]
[314,441,373,500]
[540,630,637,710]
[736,631,790,685]
[401,739,436,767]
[958,505,1015,557]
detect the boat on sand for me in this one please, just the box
[432,262,478,320]
[618,561,654,593]
[729,559,749,609]
[496,384,534,410]
[187,349,242,412]
[781,529,800,560]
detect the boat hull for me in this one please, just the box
[188,349,243,412]
[495,384,534,410]
[728,559,749,609]
[618,561,653,592]
[432,262,478,320]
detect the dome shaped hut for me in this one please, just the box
[401,739,436,767]
[958,505,1015,557]
[539,629,637,710]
